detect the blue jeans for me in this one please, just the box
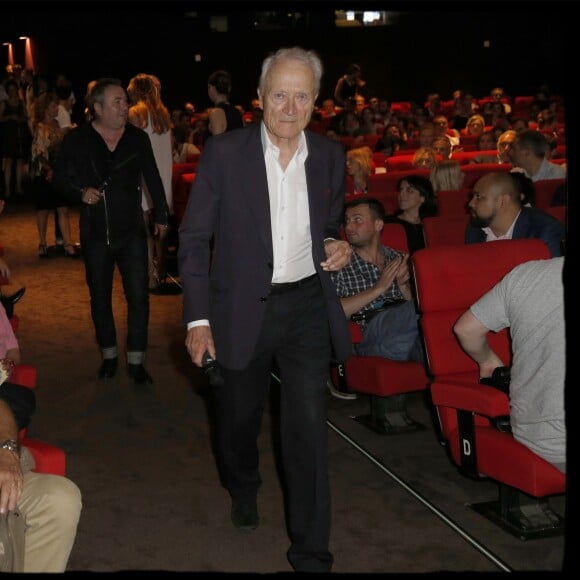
[81,232,149,352]
[355,300,424,362]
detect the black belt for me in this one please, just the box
[270,274,317,295]
[351,300,407,323]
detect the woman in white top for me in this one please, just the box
[127,74,173,291]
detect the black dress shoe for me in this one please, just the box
[128,363,153,385]
[231,499,259,531]
[98,357,118,379]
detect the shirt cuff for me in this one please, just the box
[187,320,210,330]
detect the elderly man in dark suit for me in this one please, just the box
[465,171,565,257]
[178,47,352,572]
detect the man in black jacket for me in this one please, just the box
[53,78,169,384]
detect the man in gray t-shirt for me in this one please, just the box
[453,257,565,472]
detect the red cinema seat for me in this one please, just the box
[11,365,66,476]
[330,221,428,433]
[534,178,566,211]
[412,239,565,540]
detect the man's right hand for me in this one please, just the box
[0,450,23,514]
[185,325,215,367]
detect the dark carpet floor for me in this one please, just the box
[1,197,569,573]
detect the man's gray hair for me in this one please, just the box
[258,47,323,97]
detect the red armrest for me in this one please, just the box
[430,381,510,418]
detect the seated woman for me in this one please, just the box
[384,174,437,254]
[429,159,465,193]
[462,114,486,138]
[346,147,372,195]
[411,147,438,169]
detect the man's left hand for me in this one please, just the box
[321,239,352,271]
[153,223,169,240]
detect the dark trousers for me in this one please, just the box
[81,232,149,352]
[215,275,333,572]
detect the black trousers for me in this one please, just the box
[81,231,149,352]
[215,274,333,572]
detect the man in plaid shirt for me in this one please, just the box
[330,197,424,429]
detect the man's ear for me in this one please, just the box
[375,219,384,233]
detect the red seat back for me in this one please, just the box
[534,178,566,211]
[422,215,469,248]
[460,163,512,189]
[436,188,471,217]
[413,240,549,380]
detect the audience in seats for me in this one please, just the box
[376,98,392,126]
[429,159,465,193]
[496,129,517,164]
[411,147,438,169]
[335,109,364,141]
[331,197,424,430]
[367,96,382,125]
[431,136,453,160]
[346,147,372,195]
[454,255,565,473]
[536,108,559,135]
[432,114,460,147]
[425,93,443,119]
[417,121,436,149]
[462,114,486,138]
[508,129,566,182]
[510,117,529,133]
[127,73,174,294]
[488,101,510,132]
[319,97,338,122]
[374,131,403,158]
[0,303,82,572]
[488,86,512,114]
[384,175,437,254]
[359,106,381,136]
[450,89,479,131]
[465,171,565,257]
[476,130,497,152]
[468,130,498,163]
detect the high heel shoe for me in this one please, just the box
[63,243,79,258]
[38,243,48,258]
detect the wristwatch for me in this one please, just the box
[0,439,20,456]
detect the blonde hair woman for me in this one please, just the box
[346,147,372,194]
[411,147,438,169]
[429,159,465,192]
[127,73,173,291]
[464,114,486,137]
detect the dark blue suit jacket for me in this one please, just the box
[178,123,351,369]
[465,206,565,257]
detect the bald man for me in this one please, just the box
[465,171,564,257]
